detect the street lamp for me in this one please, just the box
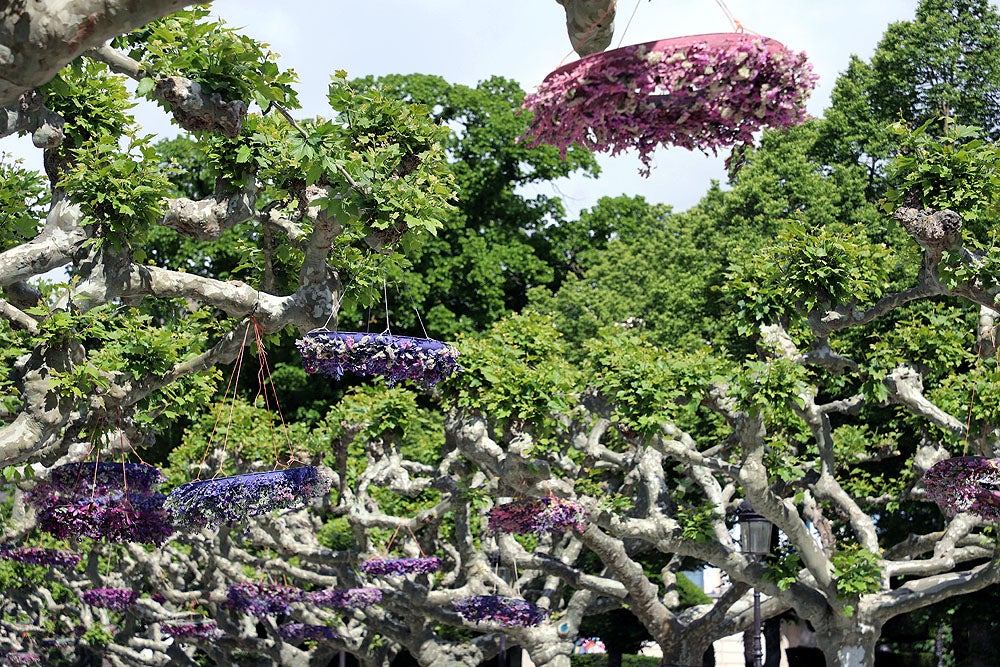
[737,501,773,667]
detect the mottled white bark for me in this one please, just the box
[0,0,198,106]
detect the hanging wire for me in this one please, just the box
[616,0,644,47]
[713,0,745,33]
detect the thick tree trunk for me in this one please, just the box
[814,622,880,667]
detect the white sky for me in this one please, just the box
[5,1,928,216]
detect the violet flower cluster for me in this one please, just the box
[28,462,173,545]
[165,466,331,529]
[452,595,548,627]
[225,582,303,617]
[277,623,340,642]
[161,620,224,640]
[80,587,138,611]
[522,33,817,174]
[359,556,442,577]
[296,331,461,388]
[0,546,82,568]
[5,653,42,665]
[923,456,1000,520]
[488,497,588,535]
[306,587,383,610]
[35,492,174,545]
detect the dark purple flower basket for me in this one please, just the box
[80,587,138,611]
[522,33,817,173]
[277,622,340,642]
[923,456,1000,520]
[165,466,331,529]
[359,556,441,577]
[36,492,173,545]
[0,546,82,568]
[225,582,303,617]
[306,587,383,610]
[296,331,460,388]
[452,595,548,627]
[52,462,164,494]
[162,620,224,640]
[488,497,588,535]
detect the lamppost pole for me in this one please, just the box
[737,501,773,667]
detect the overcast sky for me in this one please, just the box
[6,1,927,216]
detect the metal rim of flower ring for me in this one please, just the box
[521,32,817,173]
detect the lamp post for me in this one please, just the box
[737,501,773,667]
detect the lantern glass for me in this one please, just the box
[739,515,772,556]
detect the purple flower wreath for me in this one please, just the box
[488,497,588,535]
[522,33,817,173]
[452,595,548,627]
[161,620,224,640]
[923,456,1000,520]
[80,587,138,611]
[306,587,383,610]
[36,492,173,545]
[359,556,441,577]
[296,331,461,388]
[165,466,331,529]
[0,546,82,568]
[277,623,340,642]
[225,582,303,617]
[5,653,43,666]
[48,462,164,495]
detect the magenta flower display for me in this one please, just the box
[452,595,548,627]
[161,620,224,640]
[80,587,138,611]
[36,492,174,545]
[488,497,588,535]
[0,546,82,568]
[6,653,43,665]
[923,456,1000,520]
[522,32,817,173]
[359,556,441,577]
[306,587,383,610]
[277,623,340,642]
[165,466,331,529]
[296,331,460,388]
[225,582,303,617]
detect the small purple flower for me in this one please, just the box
[452,595,548,627]
[277,623,340,642]
[296,331,461,388]
[80,588,138,611]
[225,582,303,617]
[165,467,331,529]
[162,620,224,640]
[0,546,82,568]
[359,556,441,577]
[6,653,43,665]
[306,587,383,610]
[923,456,1000,520]
[488,497,588,535]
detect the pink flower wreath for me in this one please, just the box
[522,33,817,173]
